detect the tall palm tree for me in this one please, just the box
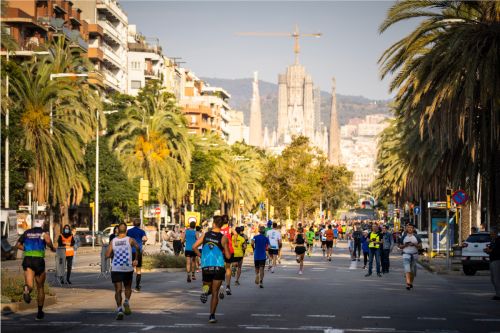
[110,88,192,205]
[378,1,500,224]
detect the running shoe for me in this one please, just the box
[191,274,196,281]
[23,285,31,304]
[226,287,232,296]
[35,310,44,321]
[298,270,303,275]
[259,283,264,288]
[134,286,141,292]
[200,285,210,303]
[235,280,240,286]
[187,275,191,283]
[271,267,275,274]
[377,273,382,277]
[209,314,217,323]
[231,265,237,277]
[116,311,124,320]
[219,290,225,299]
[123,301,131,315]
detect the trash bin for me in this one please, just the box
[452,245,462,257]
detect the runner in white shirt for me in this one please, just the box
[320,226,327,257]
[266,222,282,273]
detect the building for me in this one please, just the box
[248,71,263,147]
[126,25,164,96]
[1,0,88,57]
[74,0,128,93]
[227,110,249,144]
[328,77,341,165]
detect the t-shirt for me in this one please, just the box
[184,229,197,252]
[333,228,339,237]
[325,229,334,241]
[401,234,419,258]
[220,226,234,254]
[305,231,315,244]
[288,229,296,240]
[320,229,327,241]
[18,228,46,258]
[127,227,146,253]
[233,234,245,258]
[266,229,281,250]
[253,234,269,260]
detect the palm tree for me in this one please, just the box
[110,87,192,206]
[378,1,500,224]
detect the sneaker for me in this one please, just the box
[23,285,31,304]
[377,273,382,277]
[200,285,210,303]
[298,270,303,275]
[235,280,240,286]
[209,314,217,323]
[259,283,264,288]
[134,286,141,292]
[351,259,356,262]
[219,290,225,300]
[231,266,237,277]
[226,287,232,296]
[35,311,44,321]
[187,275,191,283]
[255,274,260,285]
[191,274,196,281]
[357,258,361,262]
[116,311,124,320]
[365,273,372,277]
[271,267,275,274]
[66,279,72,285]
[123,301,131,315]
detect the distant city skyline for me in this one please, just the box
[121,1,418,100]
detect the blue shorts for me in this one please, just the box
[403,256,417,275]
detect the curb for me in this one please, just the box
[1,295,57,314]
[142,268,185,273]
[418,260,463,275]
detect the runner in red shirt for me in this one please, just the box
[325,225,335,261]
[220,215,234,296]
[287,227,296,251]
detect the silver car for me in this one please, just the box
[461,232,491,275]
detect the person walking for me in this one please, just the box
[105,223,140,320]
[16,218,56,320]
[252,226,270,288]
[266,222,282,273]
[365,224,383,277]
[232,227,246,285]
[484,227,500,300]
[167,225,182,256]
[193,215,231,323]
[361,230,370,269]
[127,220,147,292]
[352,225,362,261]
[398,223,421,290]
[294,227,307,274]
[381,225,394,274]
[182,221,198,283]
[57,225,75,284]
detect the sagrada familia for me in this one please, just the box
[249,63,341,165]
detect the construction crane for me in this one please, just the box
[236,25,322,64]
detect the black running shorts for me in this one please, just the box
[132,251,143,268]
[111,271,133,284]
[326,240,334,248]
[202,267,225,282]
[254,259,266,268]
[184,250,197,258]
[22,257,45,276]
[295,246,306,255]
[268,249,279,256]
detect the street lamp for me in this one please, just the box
[24,182,34,227]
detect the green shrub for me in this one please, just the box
[1,271,52,303]
[142,254,186,270]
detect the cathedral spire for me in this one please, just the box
[329,77,341,165]
[249,71,262,147]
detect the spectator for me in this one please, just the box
[381,225,394,274]
[484,227,500,300]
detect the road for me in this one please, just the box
[2,242,500,333]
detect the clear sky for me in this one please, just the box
[120,1,417,100]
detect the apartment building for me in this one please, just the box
[227,110,249,144]
[74,0,128,93]
[126,25,164,96]
[1,0,88,56]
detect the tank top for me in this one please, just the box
[201,231,225,268]
[111,236,133,272]
[220,226,234,254]
[296,233,305,246]
[21,228,46,258]
[184,229,197,252]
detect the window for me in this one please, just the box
[131,80,142,89]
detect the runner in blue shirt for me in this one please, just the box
[182,221,198,283]
[127,220,147,291]
[252,226,270,288]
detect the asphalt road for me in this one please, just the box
[2,242,500,333]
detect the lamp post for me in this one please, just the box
[24,182,34,227]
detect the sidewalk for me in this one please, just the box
[418,256,490,276]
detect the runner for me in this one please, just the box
[195,225,203,273]
[252,226,270,288]
[182,221,198,283]
[193,215,231,324]
[126,220,147,292]
[325,225,334,261]
[287,225,297,251]
[16,218,56,320]
[320,225,327,257]
[57,224,75,284]
[266,222,282,273]
[294,227,306,274]
[305,227,315,256]
[106,223,140,320]
[337,224,343,241]
[220,215,234,296]
[232,227,245,285]
[398,223,421,290]
[361,230,370,269]
[333,223,339,248]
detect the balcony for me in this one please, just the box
[88,71,104,87]
[144,69,160,79]
[88,47,104,61]
[102,68,121,92]
[58,26,88,51]
[102,43,121,69]
[88,23,104,37]
[99,19,121,46]
[128,42,162,55]
[97,0,127,24]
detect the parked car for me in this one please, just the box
[461,232,491,275]
[101,225,134,245]
[76,230,103,246]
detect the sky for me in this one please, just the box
[120,1,418,100]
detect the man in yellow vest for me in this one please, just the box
[57,225,75,284]
[365,223,383,277]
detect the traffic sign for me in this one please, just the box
[184,211,200,227]
[451,190,469,206]
[155,207,161,214]
[414,206,421,215]
[428,201,447,209]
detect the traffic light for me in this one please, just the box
[446,188,453,209]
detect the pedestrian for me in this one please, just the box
[126,220,147,292]
[381,225,394,274]
[361,230,369,269]
[484,227,500,300]
[220,215,234,296]
[341,224,347,240]
[232,227,245,285]
[266,222,282,273]
[168,225,182,256]
[365,224,383,277]
[193,215,231,323]
[252,225,270,288]
[337,224,343,241]
[306,227,315,256]
[57,224,75,284]
[182,221,198,283]
[109,225,119,243]
[398,223,421,290]
[294,227,307,274]
[352,225,362,261]
[16,218,56,320]
[106,222,140,320]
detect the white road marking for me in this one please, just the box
[174,323,204,327]
[362,328,396,331]
[417,317,446,321]
[308,315,336,318]
[141,326,155,331]
[239,324,271,328]
[86,311,115,314]
[362,316,391,319]
[196,312,224,316]
[324,330,344,333]
[474,318,500,322]
[251,313,282,317]
[49,321,82,324]
[301,326,334,330]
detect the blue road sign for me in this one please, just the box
[260,202,265,210]
[414,206,421,215]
